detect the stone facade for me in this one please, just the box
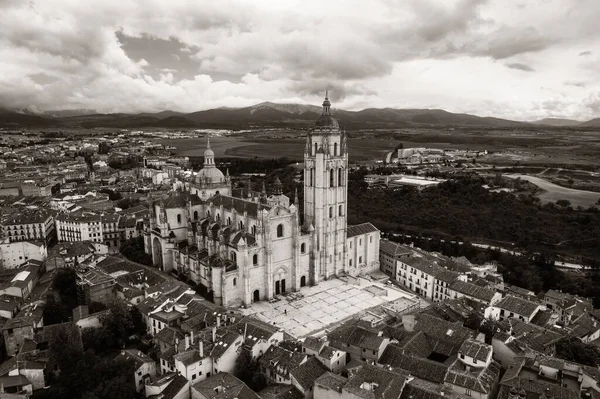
[144,96,381,307]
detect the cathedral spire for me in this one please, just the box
[294,187,299,205]
[273,177,283,195]
[322,91,331,115]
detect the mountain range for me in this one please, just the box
[1,102,599,129]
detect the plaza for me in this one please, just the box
[240,276,426,338]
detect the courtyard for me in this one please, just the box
[240,276,427,338]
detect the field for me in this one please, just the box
[506,174,600,207]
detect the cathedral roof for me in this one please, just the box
[347,222,379,238]
[211,194,271,217]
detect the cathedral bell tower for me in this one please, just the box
[304,92,348,281]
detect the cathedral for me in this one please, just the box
[144,95,380,307]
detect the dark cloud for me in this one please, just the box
[564,81,586,88]
[506,62,535,72]
[287,80,376,102]
[578,50,592,56]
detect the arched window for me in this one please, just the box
[233,278,237,287]
[329,207,333,218]
[239,221,244,230]
[177,214,182,223]
[253,254,258,265]
[227,217,231,225]
[300,243,306,253]
[277,224,284,238]
[207,210,211,217]
[349,259,353,267]
[370,235,373,243]
[314,143,318,155]
[194,211,198,220]
[339,205,343,216]
[216,213,220,221]
[251,225,256,235]
[231,251,237,262]
[359,238,362,245]
[338,168,343,186]
[310,169,313,186]
[334,142,338,156]
[330,169,335,187]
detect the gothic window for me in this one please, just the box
[231,251,237,262]
[349,259,353,267]
[300,243,306,253]
[339,205,343,216]
[359,238,362,245]
[277,224,284,238]
[330,169,335,187]
[227,217,231,225]
[251,225,256,235]
[233,278,237,287]
[338,168,343,186]
[329,207,333,218]
[207,210,211,217]
[216,214,220,221]
[194,211,198,220]
[359,256,363,264]
[370,235,373,243]
[177,214,182,223]
[309,169,313,186]
[334,142,338,156]
[253,254,258,265]
[239,221,244,230]
[314,143,318,155]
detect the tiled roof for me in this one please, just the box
[157,374,189,399]
[173,349,203,366]
[192,372,260,399]
[209,330,241,359]
[315,372,347,392]
[495,295,541,318]
[328,324,386,351]
[347,223,379,238]
[379,240,412,257]
[259,346,306,379]
[290,356,328,390]
[414,314,472,353]
[397,331,432,358]
[458,339,492,363]
[345,364,407,399]
[449,280,496,303]
[379,346,448,383]
[259,384,304,399]
[303,336,326,353]
[444,359,501,394]
[155,326,185,346]
[115,348,154,370]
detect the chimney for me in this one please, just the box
[191,330,195,345]
[212,327,217,343]
[185,335,190,350]
[199,340,204,358]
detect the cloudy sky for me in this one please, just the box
[0,0,599,120]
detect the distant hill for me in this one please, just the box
[532,118,581,126]
[1,102,597,129]
[579,118,600,128]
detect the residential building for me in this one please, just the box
[0,241,47,269]
[485,295,545,323]
[378,240,412,278]
[0,211,55,245]
[328,322,390,362]
[191,372,260,399]
[115,349,158,394]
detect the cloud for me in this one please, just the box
[564,81,586,88]
[505,62,535,72]
[0,0,599,120]
[579,50,592,56]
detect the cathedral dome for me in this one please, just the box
[313,92,339,131]
[197,166,225,183]
[315,114,339,129]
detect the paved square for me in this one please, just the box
[240,276,425,338]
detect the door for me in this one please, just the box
[281,279,286,293]
[253,290,260,302]
[275,281,280,295]
[300,276,306,287]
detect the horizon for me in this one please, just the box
[1,0,599,121]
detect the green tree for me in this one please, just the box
[234,349,268,391]
[556,337,600,367]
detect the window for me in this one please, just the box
[227,217,231,225]
[277,224,284,238]
[216,214,220,221]
[231,252,237,262]
[300,243,306,253]
[177,214,182,223]
[338,168,343,185]
[207,210,211,217]
[314,143,318,155]
[233,278,237,287]
[239,221,244,230]
[330,169,335,187]
[359,256,363,264]
[466,389,472,396]
[253,254,258,265]
[310,168,313,186]
[370,236,372,243]
[350,242,352,249]
[192,374,196,380]
[339,205,343,216]
[349,259,353,267]
[194,211,198,220]
[334,142,338,155]
[251,225,256,235]
[329,207,333,218]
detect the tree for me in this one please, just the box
[556,337,600,367]
[99,301,136,347]
[234,349,268,391]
